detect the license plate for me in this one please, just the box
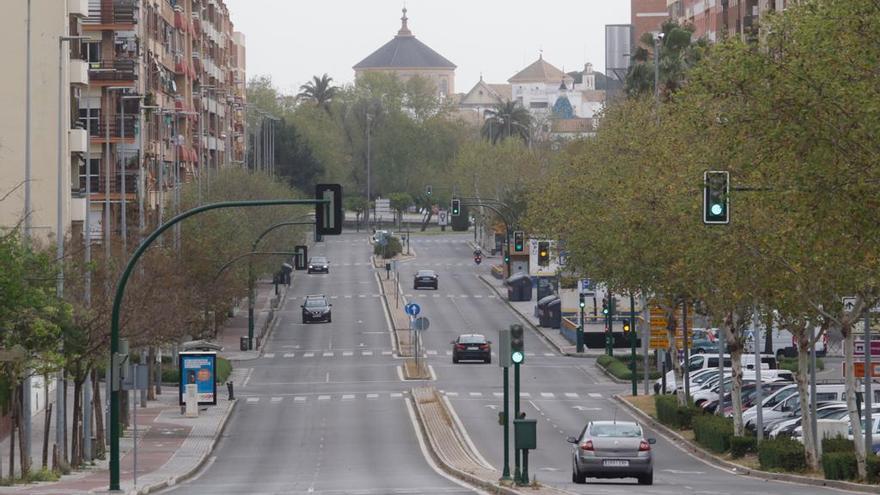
[603,460,629,467]
[467,346,479,350]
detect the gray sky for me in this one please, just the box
[224,0,630,95]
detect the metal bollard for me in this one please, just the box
[227,381,234,400]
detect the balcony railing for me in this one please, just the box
[77,172,137,195]
[84,0,139,26]
[89,59,138,81]
[92,115,138,139]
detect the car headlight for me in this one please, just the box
[309,265,314,269]
[322,265,328,269]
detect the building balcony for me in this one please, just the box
[70,59,89,87]
[90,115,137,142]
[83,0,139,30]
[68,0,88,18]
[69,128,88,153]
[77,171,138,197]
[88,59,138,85]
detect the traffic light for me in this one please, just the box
[510,324,524,364]
[426,184,432,197]
[504,253,510,263]
[703,171,730,224]
[601,298,609,316]
[579,294,586,309]
[513,231,524,252]
[622,321,631,333]
[451,198,461,217]
[537,241,550,266]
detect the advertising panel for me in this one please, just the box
[178,352,217,406]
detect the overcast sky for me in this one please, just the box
[223,0,630,95]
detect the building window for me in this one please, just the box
[530,101,548,109]
[78,108,101,135]
[440,78,448,96]
[84,42,101,63]
[79,158,101,192]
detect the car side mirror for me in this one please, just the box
[300,305,305,309]
[648,438,657,444]
[566,436,579,444]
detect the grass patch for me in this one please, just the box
[597,355,662,381]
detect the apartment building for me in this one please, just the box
[632,0,669,45]
[79,0,246,244]
[0,0,90,244]
[667,0,789,41]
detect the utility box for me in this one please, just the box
[514,418,537,450]
[506,273,532,302]
[536,295,559,327]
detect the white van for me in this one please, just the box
[655,353,778,393]
[745,325,827,359]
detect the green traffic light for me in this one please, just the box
[602,309,609,315]
[579,302,586,308]
[511,351,524,364]
[711,204,723,215]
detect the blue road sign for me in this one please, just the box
[405,303,421,316]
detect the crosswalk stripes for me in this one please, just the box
[323,352,334,357]
[283,353,295,358]
[271,397,283,403]
[342,351,353,357]
[294,397,307,402]
[588,393,603,398]
[366,394,379,399]
[362,351,373,356]
[469,392,482,397]
[565,393,579,399]
[541,393,555,398]
[304,352,315,357]
[493,392,503,398]
[246,397,259,403]
[341,394,355,400]
[264,353,275,358]
[318,395,331,401]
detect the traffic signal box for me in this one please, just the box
[537,241,550,266]
[510,324,524,364]
[703,171,729,224]
[451,198,461,217]
[513,231,524,252]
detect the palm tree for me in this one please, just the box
[481,100,532,145]
[297,73,337,113]
[624,20,708,100]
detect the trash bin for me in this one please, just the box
[505,273,533,302]
[546,298,562,329]
[240,336,249,351]
[536,295,559,327]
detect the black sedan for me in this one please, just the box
[413,270,438,290]
[301,295,332,323]
[452,334,491,364]
[307,256,330,274]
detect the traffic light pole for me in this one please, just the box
[107,199,326,491]
[607,291,614,357]
[577,295,585,353]
[514,362,521,482]
[502,366,511,480]
[630,294,637,396]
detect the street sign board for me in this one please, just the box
[855,341,880,357]
[843,296,857,312]
[413,317,430,331]
[578,279,594,296]
[405,303,421,317]
[315,184,343,236]
[847,361,880,378]
[648,304,693,350]
[437,210,448,226]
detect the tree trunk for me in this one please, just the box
[147,347,157,401]
[42,403,51,468]
[726,312,745,436]
[91,370,105,458]
[794,327,818,469]
[763,311,774,355]
[17,385,28,479]
[71,378,83,467]
[9,387,16,479]
[843,321,867,477]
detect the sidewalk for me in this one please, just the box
[218,279,286,361]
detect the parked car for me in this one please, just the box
[452,334,491,363]
[690,328,719,354]
[413,270,439,290]
[654,353,778,393]
[307,256,330,274]
[301,294,332,323]
[568,421,655,485]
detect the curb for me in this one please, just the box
[135,399,239,495]
[612,395,880,494]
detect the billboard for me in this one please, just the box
[178,352,217,406]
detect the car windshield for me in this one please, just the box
[590,424,642,438]
[417,271,435,277]
[459,335,486,344]
[311,258,327,264]
[305,299,326,307]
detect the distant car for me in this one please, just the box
[690,328,718,354]
[308,256,329,274]
[452,334,491,364]
[414,270,438,290]
[301,295,331,323]
[372,230,391,243]
[568,420,655,485]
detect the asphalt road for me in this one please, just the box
[167,232,475,495]
[168,230,848,495]
[404,232,850,495]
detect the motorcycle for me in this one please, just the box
[474,255,482,265]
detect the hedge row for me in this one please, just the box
[597,355,662,381]
[730,436,757,458]
[693,415,734,453]
[758,437,806,472]
[654,395,702,429]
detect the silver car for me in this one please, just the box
[567,420,655,485]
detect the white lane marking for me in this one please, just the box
[341,394,355,400]
[304,352,315,357]
[283,353,295,358]
[544,353,555,357]
[330,295,338,299]
[271,397,283,403]
[362,350,373,356]
[390,393,403,398]
[588,393,603,398]
[445,392,459,397]
[526,352,535,357]
[520,392,531,398]
[529,400,542,413]
[469,392,482,397]
[573,406,602,411]
[418,294,427,298]
[473,295,483,299]
[294,397,307,402]
[382,351,393,356]
[317,395,331,401]
[264,353,275,358]
[541,393,555,398]
[459,294,469,298]
[358,294,366,298]
[246,397,259,403]
[343,351,354,357]
[344,295,353,299]
[565,393,579,399]
[446,294,455,298]
[427,350,438,355]
[433,294,440,298]
[488,295,497,298]
[366,394,379,399]
[323,352,334,357]
[493,392,504,398]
